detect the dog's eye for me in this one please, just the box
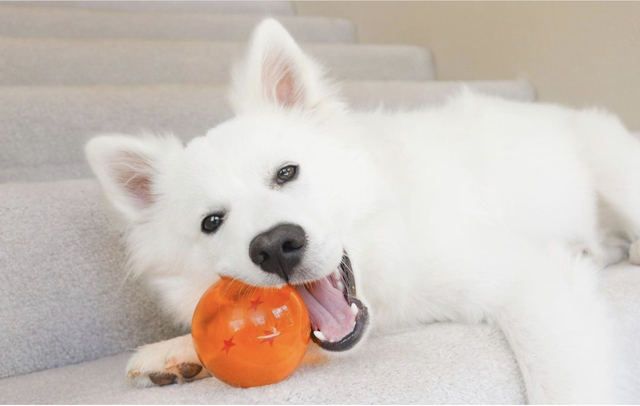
[277,165,298,184]
[201,214,223,234]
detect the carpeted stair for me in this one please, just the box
[1,2,638,404]
[0,38,436,85]
[0,6,355,42]
[0,81,535,183]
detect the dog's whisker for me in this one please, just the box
[220,275,241,301]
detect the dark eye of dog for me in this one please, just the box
[201,214,223,234]
[277,165,298,184]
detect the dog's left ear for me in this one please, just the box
[85,134,183,223]
[229,19,342,114]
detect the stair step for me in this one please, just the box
[0,1,295,15]
[341,80,536,110]
[0,38,434,85]
[0,81,535,182]
[0,7,355,43]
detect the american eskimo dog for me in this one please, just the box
[86,19,640,403]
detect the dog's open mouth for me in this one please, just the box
[294,253,369,352]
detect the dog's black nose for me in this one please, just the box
[249,224,306,282]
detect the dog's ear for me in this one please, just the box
[229,19,342,114]
[85,134,183,222]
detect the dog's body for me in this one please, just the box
[87,20,640,403]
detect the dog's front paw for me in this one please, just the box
[126,334,210,388]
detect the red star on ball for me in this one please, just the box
[258,326,281,347]
[248,297,264,311]
[220,336,236,354]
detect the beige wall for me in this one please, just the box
[295,2,640,130]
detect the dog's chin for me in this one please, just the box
[292,252,370,352]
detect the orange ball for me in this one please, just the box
[191,277,310,388]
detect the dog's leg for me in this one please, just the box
[573,110,640,263]
[126,334,210,387]
[490,251,626,404]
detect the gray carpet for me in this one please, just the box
[0,39,435,86]
[0,1,295,15]
[0,179,182,379]
[0,7,356,43]
[0,81,535,183]
[1,324,526,404]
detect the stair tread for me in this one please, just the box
[0,38,435,85]
[0,1,295,15]
[0,80,535,182]
[0,7,355,43]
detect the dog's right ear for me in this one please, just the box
[85,134,183,222]
[229,19,343,115]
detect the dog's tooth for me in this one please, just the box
[313,331,327,341]
[333,269,341,279]
[337,281,344,292]
[351,303,359,316]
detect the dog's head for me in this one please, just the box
[87,20,380,351]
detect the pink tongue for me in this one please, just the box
[295,277,356,342]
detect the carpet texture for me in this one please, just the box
[0,7,356,43]
[0,324,526,404]
[0,180,182,379]
[0,81,535,183]
[0,1,296,15]
[0,39,435,86]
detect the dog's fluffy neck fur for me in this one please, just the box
[87,19,639,402]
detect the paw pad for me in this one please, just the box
[178,363,203,379]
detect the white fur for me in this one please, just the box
[87,19,640,403]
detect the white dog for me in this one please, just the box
[86,19,640,403]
